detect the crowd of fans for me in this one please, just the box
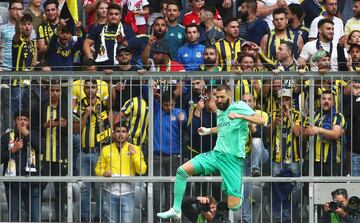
[0,0,360,222]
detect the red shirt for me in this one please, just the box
[182,9,222,27]
[84,0,122,28]
[159,60,185,72]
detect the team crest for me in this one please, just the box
[196,51,202,58]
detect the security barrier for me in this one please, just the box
[0,71,360,223]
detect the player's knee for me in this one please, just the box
[228,198,242,211]
[176,166,189,179]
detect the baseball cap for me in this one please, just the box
[241,41,253,48]
[278,88,292,98]
[116,45,132,55]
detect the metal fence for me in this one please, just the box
[0,71,360,223]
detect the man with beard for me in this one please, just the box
[83,3,135,69]
[348,44,360,72]
[298,19,346,71]
[182,79,207,117]
[309,0,344,45]
[111,45,142,111]
[201,45,221,72]
[13,13,37,72]
[178,24,205,71]
[41,81,69,221]
[157,84,266,220]
[141,17,170,69]
[304,90,346,176]
[76,79,113,222]
[238,0,269,45]
[163,1,185,61]
[260,8,303,61]
[345,0,360,37]
[153,90,187,222]
[288,3,309,44]
[127,16,168,68]
[214,17,243,71]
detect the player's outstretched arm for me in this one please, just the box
[228,112,266,126]
[198,127,218,135]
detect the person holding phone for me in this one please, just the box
[41,80,69,221]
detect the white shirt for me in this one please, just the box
[344,17,360,35]
[300,39,347,71]
[262,0,300,29]
[309,15,344,45]
[104,174,132,196]
[124,0,149,25]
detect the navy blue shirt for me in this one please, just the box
[240,18,269,45]
[302,0,323,27]
[87,23,135,66]
[128,34,149,68]
[46,35,83,71]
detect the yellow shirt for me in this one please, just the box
[72,80,109,104]
[95,142,147,176]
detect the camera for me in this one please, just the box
[329,201,342,212]
[198,202,211,212]
[199,94,208,101]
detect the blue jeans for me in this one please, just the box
[241,144,268,223]
[272,162,302,222]
[251,138,269,171]
[11,86,28,115]
[78,151,101,221]
[4,182,41,222]
[103,190,134,223]
[352,152,360,176]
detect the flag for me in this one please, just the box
[60,0,79,34]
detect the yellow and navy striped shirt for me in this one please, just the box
[12,35,36,72]
[79,97,112,149]
[300,80,349,113]
[121,97,149,147]
[234,79,262,105]
[41,103,68,163]
[37,22,57,44]
[304,110,346,163]
[214,38,242,71]
[270,108,302,163]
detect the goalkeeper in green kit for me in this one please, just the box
[157,84,266,219]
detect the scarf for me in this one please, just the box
[95,23,124,64]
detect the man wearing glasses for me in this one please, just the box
[0,0,24,71]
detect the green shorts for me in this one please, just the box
[190,150,244,198]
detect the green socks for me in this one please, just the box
[172,166,189,213]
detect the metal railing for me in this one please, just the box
[0,71,359,223]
